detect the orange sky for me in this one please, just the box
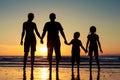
[0,1,120,56]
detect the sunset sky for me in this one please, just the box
[0,0,120,56]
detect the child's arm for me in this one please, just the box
[97,39,103,53]
[65,40,72,45]
[65,41,72,45]
[81,42,87,53]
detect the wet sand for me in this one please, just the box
[0,67,120,80]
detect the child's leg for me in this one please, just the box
[89,49,93,71]
[72,61,74,73]
[71,62,75,80]
[94,49,100,71]
[95,56,100,70]
[76,55,80,76]
[89,55,92,71]
[71,63,74,78]
[89,69,92,80]
[56,59,59,72]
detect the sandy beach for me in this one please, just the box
[0,67,119,80]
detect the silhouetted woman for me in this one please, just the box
[20,13,41,71]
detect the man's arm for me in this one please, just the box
[85,39,89,53]
[41,30,46,44]
[60,30,67,43]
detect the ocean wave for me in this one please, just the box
[0,56,120,68]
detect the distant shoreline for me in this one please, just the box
[0,54,120,57]
[0,56,120,68]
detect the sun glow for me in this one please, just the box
[36,45,48,56]
[40,46,47,53]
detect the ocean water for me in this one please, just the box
[0,56,120,68]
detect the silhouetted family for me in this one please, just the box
[20,13,103,80]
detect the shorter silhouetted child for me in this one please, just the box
[65,32,86,78]
[86,26,103,71]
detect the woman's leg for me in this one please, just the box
[23,52,28,70]
[89,55,92,71]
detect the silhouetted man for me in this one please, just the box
[20,13,41,71]
[41,13,67,75]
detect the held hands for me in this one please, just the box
[100,48,103,53]
[85,49,88,53]
[64,40,67,45]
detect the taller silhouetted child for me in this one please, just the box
[86,26,103,71]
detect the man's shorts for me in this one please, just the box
[47,42,61,60]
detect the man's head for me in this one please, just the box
[49,13,56,21]
[28,13,34,21]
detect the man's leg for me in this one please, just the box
[47,46,53,79]
[55,45,61,73]
[48,50,53,70]
[31,51,35,71]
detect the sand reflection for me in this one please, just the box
[40,68,49,79]
[23,67,60,80]
[23,67,101,80]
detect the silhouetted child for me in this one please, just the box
[65,32,86,78]
[86,26,103,71]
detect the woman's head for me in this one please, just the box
[28,13,34,21]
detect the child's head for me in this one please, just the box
[74,32,80,39]
[90,26,96,33]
